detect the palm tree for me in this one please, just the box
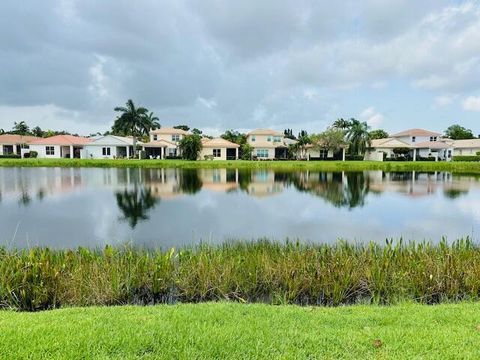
[145,111,160,130]
[115,186,158,228]
[345,119,371,155]
[333,118,352,130]
[113,100,152,156]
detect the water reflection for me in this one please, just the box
[0,167,479,247]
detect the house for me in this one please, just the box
[143,127,190,159]
[0,134,40,157]
[365,128,454,161]
[246,129,288,159]
[199,138,239,160]
[452,139,480,157]
[304,143,347,161]
[83,135,139,159]
[29,135,92,158]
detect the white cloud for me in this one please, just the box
[462,96,480,112]
[197,97,217,109]
[434,94,456,108]
[360,107,384,127]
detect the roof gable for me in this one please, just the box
[30,135,92,146]
[391,128,441,137]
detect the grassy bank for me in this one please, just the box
[0,302,479,359]
[1,158,480,173]
[2,239,480,311]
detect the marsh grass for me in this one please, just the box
[2,239,480,311]
[1,158,480,173]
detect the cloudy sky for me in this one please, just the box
[1,0,479,136]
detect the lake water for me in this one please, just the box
[0,167,479,248]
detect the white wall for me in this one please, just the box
[29,145,62,159]
[84,145,118,159]
[252,147,275,159]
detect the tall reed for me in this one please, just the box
[1,239,480,311]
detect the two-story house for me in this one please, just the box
[143,127,190,159]
[246,129,288,160]
[366,128,454,161]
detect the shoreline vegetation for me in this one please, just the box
[1,158,480,173]
[2,239,480,312]
[1,302,479,359]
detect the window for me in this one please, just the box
[102,147,111,156]
[319,149,328,158]
[412,136,416,143]
[430,136,437,142]
[46,146,55,155]
[256,149,269,158]
[251,135,256,142]
[267,136,272,142]
[168,148,176,156]
[273,136,281,142]
[213,149,221,157]
[153,135,158,141]
[172,134,180,142]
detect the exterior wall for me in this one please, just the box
[199,147,228,160]
[454,148,480,156]
[252,147,275,159]
[29,145,62,159]
[364,151,384,161]
[395,135,435,145]
[150,133,185,144]
[246,134,283,146]
[305,149,334,158]
[83,145,130,159]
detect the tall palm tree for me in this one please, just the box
[333,118,352,130]
[145,111,160,130]
[345,119,371,155]
[113,99,151,156]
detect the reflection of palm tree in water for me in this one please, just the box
[116,185,158,228]
[178,169,203,194]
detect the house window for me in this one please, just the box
[412,136,416,143]
[430,136,437,142]
[256,149,269,158]
[251,135,256,142]
[319,149,328,158]
[273,136,281,142]
[46,146,55,155]
[267,136,272,142]
[213,149,221,157]
[102,147,111,156]
[168,148,176,156]
[172,134,180,142]
[153,135,158,141]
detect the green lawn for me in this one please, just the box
[1,158,480,173]
[0,302,479,359]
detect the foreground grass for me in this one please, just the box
[3,240,480,311]
[1,158,480,173]
[0,302,479,359]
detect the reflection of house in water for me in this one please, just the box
[247,170,284,197]
[199,169,239,192]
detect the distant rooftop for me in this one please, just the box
[391,128,441,137]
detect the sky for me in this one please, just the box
[0,0,479,137]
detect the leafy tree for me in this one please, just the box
[369,129,389,139]
[178,134,203,160]
[221,130,247,144]
[333,118,352,130]
[31,126,44,138]
[192,128,203,135]
[444,124,475,140]
[311,128,347,153]
[284,129,296,139]
[113,99,152,156]
[178,169,203,194]
[12,121,30,135]
[0,129,4,135]
[173,125,190,131]
[240,143,253,160]
[295,131,311,159]
[345,119,371,155]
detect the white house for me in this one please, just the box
[199,138,239,160]
[143,127,190,159]
[452,139,480,157]
[246,129,288,160]
[365,128,454,161]
[0,134,40,157]
[29,135,92,159]
[83,135,139,159]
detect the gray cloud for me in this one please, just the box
[0,0,479,134]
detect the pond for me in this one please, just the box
[0,167,479,248]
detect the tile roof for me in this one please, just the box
[370,138,412,148]
[247,129,283,136]
[29,135,92,146]
[201,137,240,148]
[452,139,480,148]
[143,139,177,147]
[391,128,441,137]
[150,127,190,135]
[0,134,40,144]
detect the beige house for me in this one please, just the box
[143,127,190,159]
[246,129,288,159]
[304,144,347,161]
[0,134,40,157]
[199,138,239,160]
[365,128,454,161]
[452,139,480,157]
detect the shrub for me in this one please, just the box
[476,151,480,156]
[0,154,21,159]
[29,151,38,158]
[345,155,364,161]
[139,150,147,160]
[453,156,480,162]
